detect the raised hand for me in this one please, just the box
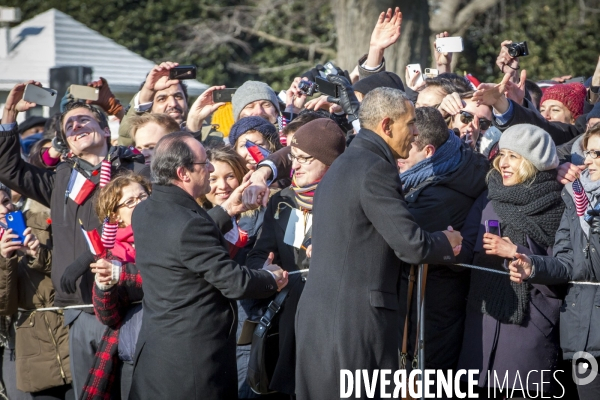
[508,253,533,283]
[186,85,226,132]
[2,81,42,124]
[370,7,402,51]
[556,162,586,185]
[504,69,527,106]
[326,75,360,122]
[139,61,180,104]
[496,40,519,80]
[21,227,40,258]
[438,92,465,117]
[0,229,24,259]
[86,77,123,118]
[285,77,309,115]
[304,95,342,114]
[434,31,453,73]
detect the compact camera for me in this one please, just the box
[505,41,529,58]
[297,77,339,98]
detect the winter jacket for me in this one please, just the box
[0,246,71,393]
[0,123,147,308]
[529,183,600,360]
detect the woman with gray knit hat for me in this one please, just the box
[457,123,565,397]
[244,118,345,396]
[509,122,600,399]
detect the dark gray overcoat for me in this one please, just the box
[294,128,455,400]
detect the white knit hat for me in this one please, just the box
[498,124,558,171]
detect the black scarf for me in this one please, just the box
[470,169,564,325]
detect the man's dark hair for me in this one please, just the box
[425,75,472,95]
[138,79,189,105]
[282,111,326,136]
[57,102,110,147]
[151,131,196,185]
[414,107,450,150]
[525,80,543,110]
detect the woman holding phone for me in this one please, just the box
[456,124,565,397]
[509,123,600,399]
[0,183,72,400]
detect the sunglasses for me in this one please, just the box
[459,111,492,131]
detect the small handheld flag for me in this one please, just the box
[573,179,590,217]
[81,224,105,256]
[245,140,271,163]
[101,218,119,250]
[99,160,112,188]
[66,170,96,205]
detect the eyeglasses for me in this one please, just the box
[459,111,492,131]
[116,193,149,209]
[287,153,314,165]
[192,160,211,169]
[584,150,600,159]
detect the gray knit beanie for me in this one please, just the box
[498,124,558,171]
[232,81,281,121]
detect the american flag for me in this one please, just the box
[99,160,112,188]
[101,218,119,249]
[278,115,288,146]
[573,179,590,216]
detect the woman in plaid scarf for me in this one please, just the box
[79,172,149,400]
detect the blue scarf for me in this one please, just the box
[400,131,462,192]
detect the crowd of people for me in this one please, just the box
[1,6,600,400]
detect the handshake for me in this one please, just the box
[262,251,289,291]
[443,226,463,256]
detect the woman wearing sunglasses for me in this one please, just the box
[509,123,600,399]
[78,172,150,400]
[439,91,494,153]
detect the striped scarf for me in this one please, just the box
[291,177,320,211]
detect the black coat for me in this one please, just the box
[529,184,600,360]
[399,143,488,370]
[129,184,278,400]
[0,124,147,308]
[294,128,455,400]
[246,187,308,395]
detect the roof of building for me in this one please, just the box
[0,8,207,95]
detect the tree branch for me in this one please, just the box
[237,26,336,57]
[451,0,501,33]
[227,60,314,74]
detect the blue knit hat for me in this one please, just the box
[228,116,279,146]
[587,102,600,122]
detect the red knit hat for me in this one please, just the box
[539,82,586,120]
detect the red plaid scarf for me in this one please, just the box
[80,264,143,400]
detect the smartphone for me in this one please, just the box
[212,88,237,103]
[435,36,464,53]
[424,68,439,79]
[485,220,501,236]
[169,65,197,80]
[6,211,27,242]
[565,77,585,84]
[406,64,424,87]
[315,76,339,98]
[70,84,99,101]
[23,84,58,107]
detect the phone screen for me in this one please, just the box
[486,220,501,236]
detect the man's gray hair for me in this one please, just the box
[359,87,411,130]
[151,131,196,185]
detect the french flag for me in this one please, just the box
[245,140,271,163]
[81,225,105,256]
[67,170,96,205]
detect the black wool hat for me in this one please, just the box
[18,116,48,135]
[353,71,405,95]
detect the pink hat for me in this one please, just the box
[540,82,586,120]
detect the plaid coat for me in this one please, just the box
[80,262,143,400]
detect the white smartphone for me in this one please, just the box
[70,84,99,101]
[424,68,439,78]
[23,84,58,107]
[435,37,464,53]
[406,64,424,87]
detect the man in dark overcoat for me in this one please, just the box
[129,132,288,400]
[295,88,463,400]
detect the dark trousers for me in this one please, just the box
[1,346,33,400]
[65,310,105,400]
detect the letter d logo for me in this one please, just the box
[572,351,598,386]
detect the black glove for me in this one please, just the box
[60,250,95,294]
[301,64,326,82]
[326,75,360,123]
[586,208,600,235]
